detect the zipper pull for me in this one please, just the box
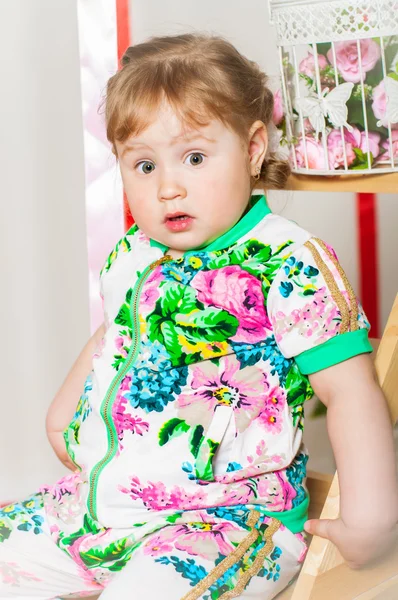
[149,254,174,269]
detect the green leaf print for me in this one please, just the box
[286,365,313,407]
[80,538,138,570]
[165,512,183,524]
[115,303,131,328]
[147,313,164,345]
[161,321,183,361]
[189,425,205,458]
[175,308,239,342]
[161,283,197,314]
[195,439,219,481]
[0,521,12,543]
[158,418,190,446]
[100,225,137,276]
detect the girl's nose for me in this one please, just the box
[157,172,187,202]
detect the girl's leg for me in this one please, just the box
[100,510,307,600]
[0,494,103,599]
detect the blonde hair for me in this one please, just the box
[104,33,290,190]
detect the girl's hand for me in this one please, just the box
[304,518,398,569]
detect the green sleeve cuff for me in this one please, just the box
[295,328,373,375]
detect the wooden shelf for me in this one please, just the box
[281,172,398,193]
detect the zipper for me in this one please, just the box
[87,254,173,521]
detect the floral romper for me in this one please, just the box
[0,193,372,599]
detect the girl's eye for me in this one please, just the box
[136,161,155,174]
[185,152,205,166]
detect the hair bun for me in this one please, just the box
[260,153,291,190]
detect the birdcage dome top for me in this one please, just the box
[269,0,398,46]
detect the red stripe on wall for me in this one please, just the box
[116,0,134,231]
[356,193,379,338]
[116,0,130,63]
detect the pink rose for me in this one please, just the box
[345,125,381,160]
[273,89,284,126]
[371,79,398,129]
[327,130,356,169]
[372,79,388,126]
[381,130,398,160]
[295,136,326,169]
[327,39,381,83]
[191,266,271,343]
[299,52,328,78]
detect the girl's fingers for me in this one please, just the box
[304,518,336,540]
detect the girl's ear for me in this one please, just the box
[248,120,268,176]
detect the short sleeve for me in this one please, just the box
[267,237,373,374]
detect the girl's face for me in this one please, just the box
[116,101,266,256]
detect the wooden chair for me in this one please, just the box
[276,293,398,600]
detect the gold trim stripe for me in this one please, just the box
[314,238,359,331]
[180,513,281,600]
[219,518,282,600]
[304,240,351,334]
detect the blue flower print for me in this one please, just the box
[156,556,208,587]
[182,462,197,481]
[125,364,188,413]
[279,281,294,298]
[286,452,309,507]
[232,336,291,385]
[226,462,243,472]
[304,265,319,278]
[283,256,303,278]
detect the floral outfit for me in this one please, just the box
[0,194,372,599]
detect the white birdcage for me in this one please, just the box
[269,0,398,175]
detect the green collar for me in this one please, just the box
[149,193,271,255]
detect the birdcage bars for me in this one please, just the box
[270,0,398,175]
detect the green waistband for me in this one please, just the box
[254,494,309,534]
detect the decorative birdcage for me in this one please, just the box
[269,0,398,175]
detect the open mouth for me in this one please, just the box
[165,212,194,231]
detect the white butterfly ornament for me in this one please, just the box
[295,82,354,138]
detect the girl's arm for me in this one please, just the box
[45,322,106,470]
[306,353,398,567]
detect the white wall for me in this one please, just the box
[0,1,89,501]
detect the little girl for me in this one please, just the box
[1,33,397,600]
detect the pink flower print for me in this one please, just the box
[169,487,208,510]
[178,355,269,432]
[119,477,209,510]
[274,288,340,343]
[275,471,298,511]
[327,39,380,83]
[113,379,149,453]
[140,267,163,313]
[0,562,42,585]
[257,386,286,435]
[172,521,243,560]
[143,534,174,556]
[115,332,131,359]
[68,530,116,590]
[130,478,170,511]
[192,266,271,343]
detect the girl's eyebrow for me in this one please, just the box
[121,133,216,157]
